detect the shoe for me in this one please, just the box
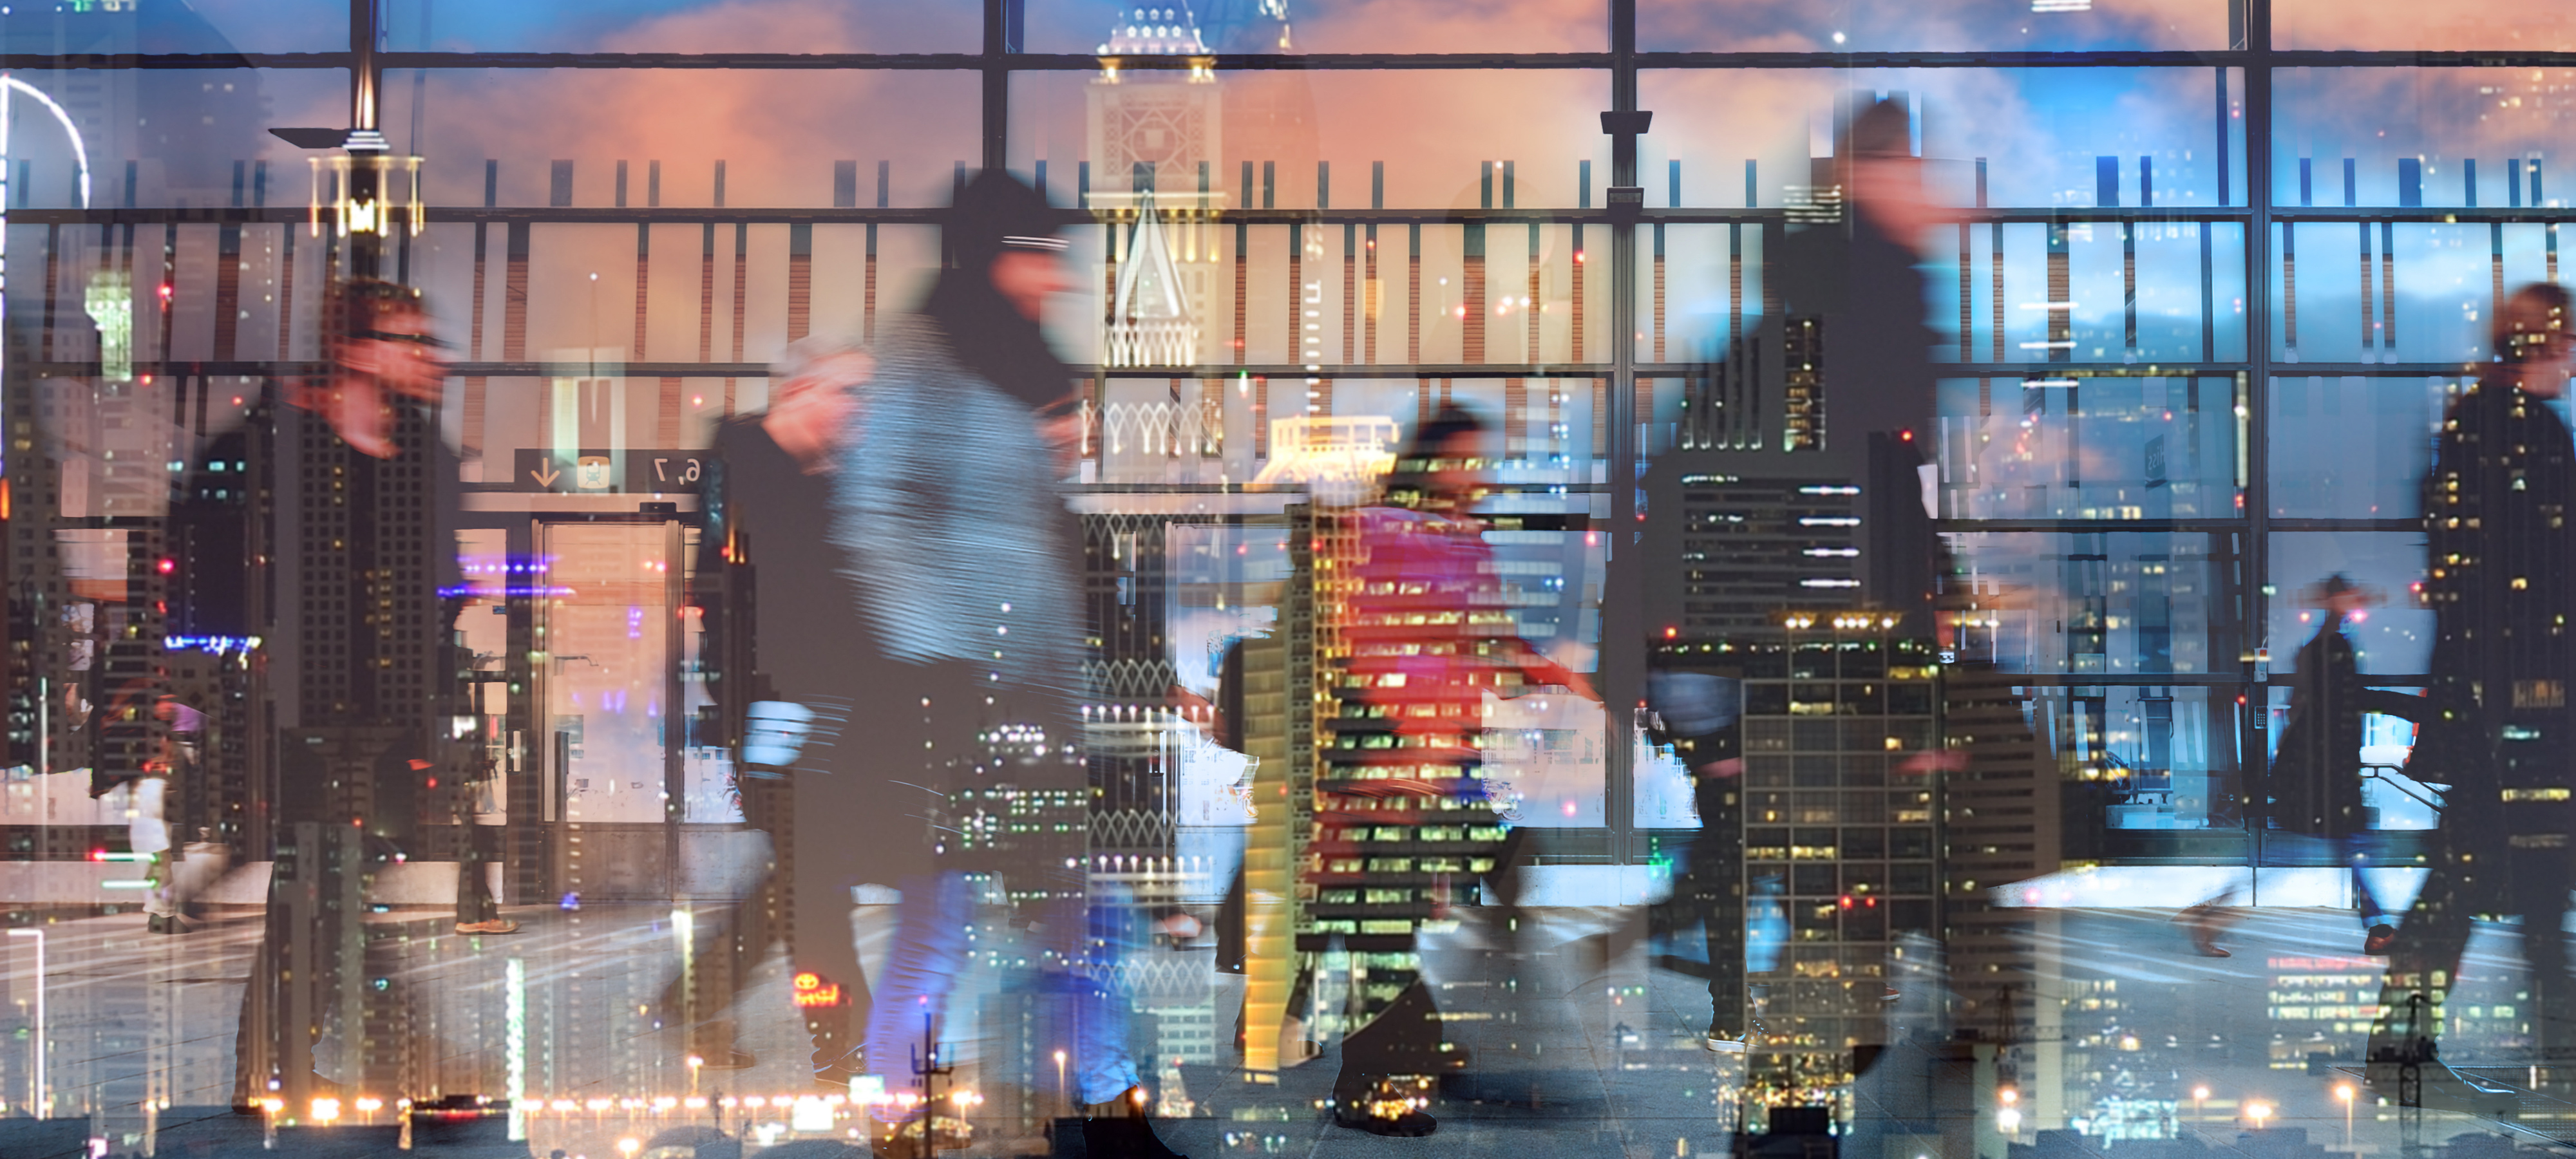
[455,919,520,935]
[1704,1017,1748,1053]
[1332,1106,1437,1137]
[2174,903,2232,957]
[2364,924,2397,955]
[1084,1091,1191,1159]
[1331,1076,1437,1137]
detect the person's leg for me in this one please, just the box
[453,820,498,928]
[1692,772,1747,1043]
[1071,884,1145,1104]
[652,775,786,1064]
[2509,800,2576,1062]
[1070,889,1185,1159]
[2348,829,2401,954]
[861,872,973,1097]
[768,769,866,1085]
[2366,808,2488,1094]
[1331,969,1443,1135]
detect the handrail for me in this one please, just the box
[2362,764,2445,812]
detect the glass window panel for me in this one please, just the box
[1946,530,2241,676]
[1938,376,2240,520]
[1642,1,2227,52]
[383,70,980,207]
[2032,684,2240,830]
[2273,3,2576,50]
[2271,221,2556,365]
[2275,68,2576,209]
[1648,68,2250,215]
[1010,69,1608,212]
[2265,373,2448,518]
[1027,0,1603,55]
[8,0,348,54]
[0,69,346,210]
[382,0,976,53]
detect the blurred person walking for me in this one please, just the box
[2369,282,2576,1089]
[664,333,876,1082]
[1309,404,1596,1137]
[829,169,1183,1158]
[2179,575,2429,957]
[2261,574,2425,955]
[232,277,508,1111]
[1636,93,1958,1059]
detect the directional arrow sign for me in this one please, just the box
[512,449,717,494]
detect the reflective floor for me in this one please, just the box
[1,896,2570,1158]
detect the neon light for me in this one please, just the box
[791,970,844,1008]
[166,636,261,653]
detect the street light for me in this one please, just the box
[2246,1100,2272,1129]
[2335,1083,2356,1147]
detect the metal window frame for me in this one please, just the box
[9,0,2550,862]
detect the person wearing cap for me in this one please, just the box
[2255,574,2424,956]
[828,170,1182,1158]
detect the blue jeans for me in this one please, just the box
[861,872,1144,1107]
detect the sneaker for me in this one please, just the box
[455,919,520,935]
[1332,1105,1437,1137]
[1331,1075,1437,1136]
[2364,923,2398,956]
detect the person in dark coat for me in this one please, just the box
[2262,574,2424,955]
[2368,281,2576,1082]
[664,333,875,1081]
[1764,95,1946,632]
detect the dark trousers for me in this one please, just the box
[454,822,502,924]
[1649,771,1746,1032]
[2373,727,2576,1064]
[661,770,863,1067]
